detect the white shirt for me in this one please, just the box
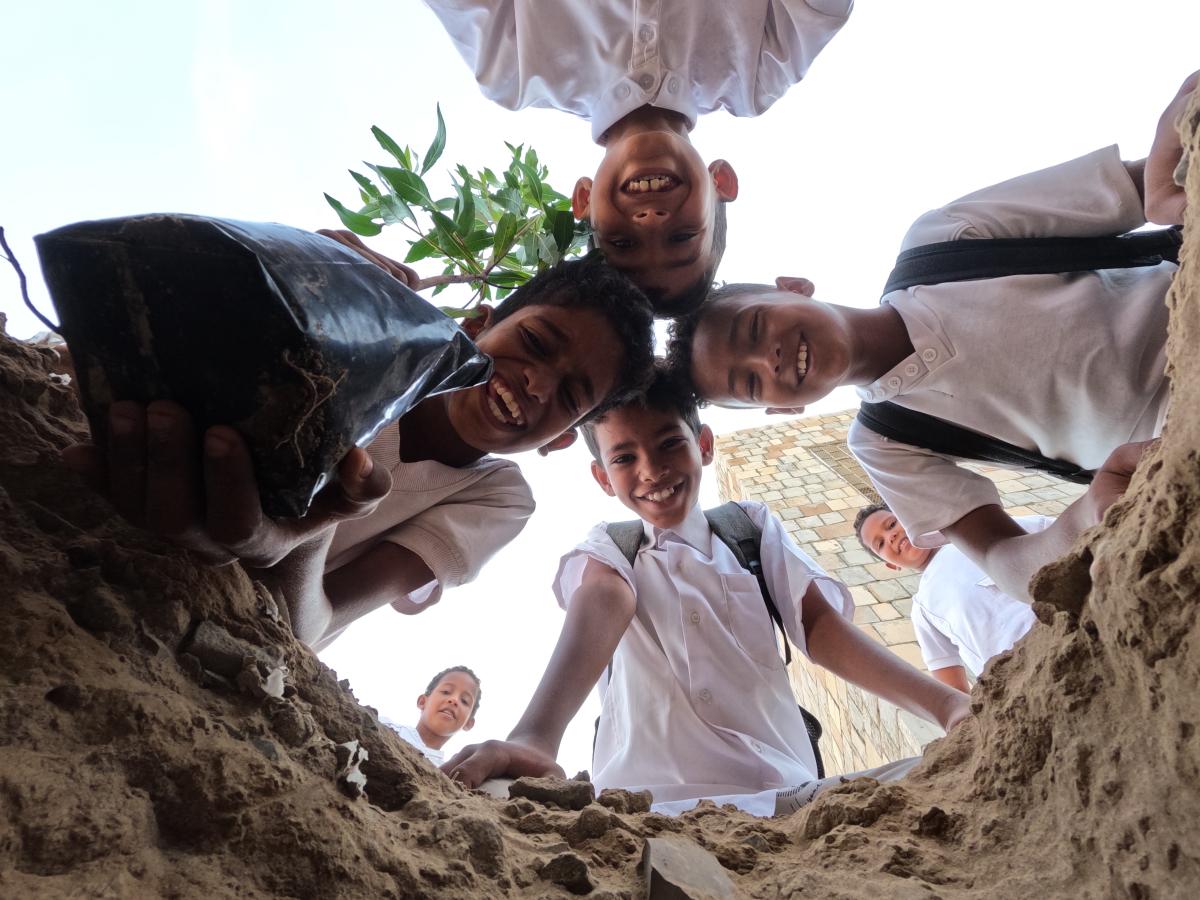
[848,146,1174,546]
[381,719,445,764]
[327,424,535,610]
[423,0,853,141]
[553,501,853,808]
[910,516,1049,675]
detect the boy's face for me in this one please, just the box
[688,279,852,412]
[449,305,623,455]
[417,671,478,738]
[589,405,714,530]
[573,133,737,305]
[858,509,932,571]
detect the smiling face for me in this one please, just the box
[859,509,934,571]
[589,404,714,530]
[574,132,737,308]
[688,282,855,410]
[417,671,479,739]
[446,305,624,455]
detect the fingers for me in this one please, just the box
[1101,439,1157,476]
[316,229,419,287]
[441,743,498,789]
[106,402,147,526]
[202,426,266,547]
[144,401,199,535]
[307,448,391,525]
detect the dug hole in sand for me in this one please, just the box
[2,97,1198,899]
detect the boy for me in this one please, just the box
[382,666,481,764]
[63,251,656,650]
[442,368,970,816]
[667,74,1195,601]
[423,0,854,313]
[854,503,1049,694]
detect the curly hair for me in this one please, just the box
[579,363,702,465]
[424,665,482,715]
[490,250,656,418]
[851,501,892,560]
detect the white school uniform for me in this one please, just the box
[553,501,856,816]
[848,145,1174,547]
[910,516,1050,676]
[423,0,853,141]
[327,425,535,610]
[380,719,445,765]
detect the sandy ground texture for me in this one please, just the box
[2,102,1198,899]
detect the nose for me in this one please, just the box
[632,208,669,223]
[771,341,783,376]
[523,364,555,406]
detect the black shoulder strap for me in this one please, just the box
[861,226,1182,480]
[605,520,646,568]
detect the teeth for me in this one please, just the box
[643,484,678,503]
[625,175,675,193]
[487,396,507,425]
[797,342,808,379]
[495,383,524,424]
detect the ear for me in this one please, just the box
[774,276,815,297]
[462,717,475,732]
[698,424,715,465]
[571,177,593,220]
[538,427,578,457]
[590,459,616,496]
[708,160,739,202]
[765,406,806,416]
[416,694,427,711]
[460,304,494,341]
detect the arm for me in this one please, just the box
[802,584,970,732]
[442,559,635,787]
[931,666,970,694]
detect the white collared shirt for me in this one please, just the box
[423,0,853,141]
[848,145,1174,546]
[910,516,1049,675]
[553,501,852,805]
[380,718,445,765]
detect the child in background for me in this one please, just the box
[854,503,1050,694]
[423,0,854,313]
[383,666,482,764]
[441,368,969,816]
[63,251,656,650]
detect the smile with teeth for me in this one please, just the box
[796,339,809,381]
[486,376,525,427]
[623,174,679,193]
[639,480,683,503]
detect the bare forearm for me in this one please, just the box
[249,531,337,647]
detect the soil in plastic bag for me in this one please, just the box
[35,214,492,517]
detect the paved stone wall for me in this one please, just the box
[715,410,1086,776]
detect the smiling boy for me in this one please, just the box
[63,251,655,650]
[423,0,853,313]
[669,133,1182,601]
[383,666,481,764]
[441,368,969,816]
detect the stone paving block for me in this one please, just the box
[838,565,872,586]
[875,619,917,646]
[871,602,900,621]
[867,580,908,603]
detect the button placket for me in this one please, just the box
[697,689,712,703]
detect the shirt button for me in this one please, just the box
[667,75,681,93]
[638,73,655,91]
[689,611,701,624]
[638,24,656,43]
[615,83,632,99]
[887,376,902,389]
[904,363,919,377]
[921,348,938,362]
[752,740,764,752]
[698,689,712,703]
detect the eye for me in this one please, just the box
[747,372,759,402]
[522,326,548,358]
[670,232,697,243]
[610,453,634,465]
[750,310,762,343]
[662,436,685,450]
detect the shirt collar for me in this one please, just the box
[856,295,954,403]
[589,72,699,143]
[641,503,713,554]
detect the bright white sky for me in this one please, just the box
[2,1,1196,774]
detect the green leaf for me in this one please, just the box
[518,162,544,205]
[404,235,441,263]
[504,141,523,159]
[349,169,380,199]
[536,233,558,265]
[435,197,457,211]
[371,126,408,165]
[379,194,414,225]
[454,180,475,234]
[488,269,530,287]
[492,212,519,259]
[524,146,539,169]
[438,305,482,319]
[371,165,434,208]
[420,104,447,175]
[324,193,382,236]
[547,208,575,252]
[464,229,493,254]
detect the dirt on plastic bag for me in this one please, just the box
[35,214,491,517]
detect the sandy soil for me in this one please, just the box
[1,100,1198,899]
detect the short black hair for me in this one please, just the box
[852,501,892,560]
[580,363,702,465]
[489,250,655,418]
[664,281,770,395]
[425,665,482,716]
[587,200,729,317]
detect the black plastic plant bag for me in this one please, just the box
[35,214,492,517]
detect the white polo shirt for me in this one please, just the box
[380,718,445,764]
[910,516,1049,675]
[553,501,853,812]
[848,145,1174,546]
[423,0,853,141]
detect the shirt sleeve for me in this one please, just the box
[901,145,1147,250]
[422,0,526,111]
[847,419,1002,548]
[742,501,854,659]
[552,523,636,611]
[379,461,534,607]
[754,1,853,111]
[909,603,964,672]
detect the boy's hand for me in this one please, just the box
[316,229,421,288]
[1085,439,1156,526]
[441,738,564,789]
[61,400,391,567]
[1145,70,1198,225]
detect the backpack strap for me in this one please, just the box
[862,227,1182,479]
[605,520,646,568]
